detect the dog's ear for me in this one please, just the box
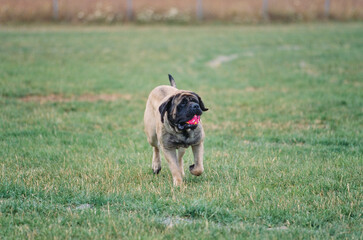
[159,96,173,123]
[192,92,208,111]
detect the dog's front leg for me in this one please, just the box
[190,142,204,176]
[178,148,186,177]
[162,147,183,186]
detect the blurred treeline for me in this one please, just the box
[0,0,362,23]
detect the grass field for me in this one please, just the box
[0,23,362,239]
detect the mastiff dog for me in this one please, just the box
[144,74,208,186]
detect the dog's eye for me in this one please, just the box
[180,99,188,105]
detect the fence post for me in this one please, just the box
[324,0,330,18]
[196,0,203,21]
[52,0,59,20]
[262,0,269,20]
[126,0,133,20]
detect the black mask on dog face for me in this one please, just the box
[159,92,208,130]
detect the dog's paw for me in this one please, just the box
[153,167,161,174]
[189,164,204,176]
[173,177,183,186]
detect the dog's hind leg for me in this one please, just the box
[152,146,161,174]
[177,148,186,177]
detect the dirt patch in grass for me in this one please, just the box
[299,61,319,77]
[160,217,194,228]
[207,54,238,68]
[244,87,260,92]
[252,119,328,131]
[205,119,327,132]
[19,93,132,103]
[267,226,289,231]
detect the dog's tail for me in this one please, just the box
[168,74,177,88]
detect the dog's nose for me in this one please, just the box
[191,103,200,109]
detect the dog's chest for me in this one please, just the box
[163,130,201,148]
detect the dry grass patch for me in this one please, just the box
[205,119,327,132]
[19,93,132,104]
[252,119,328,131]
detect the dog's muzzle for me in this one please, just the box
[177,115,201,130]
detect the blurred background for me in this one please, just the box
[1,0,362,24]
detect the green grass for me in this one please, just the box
[0,23,362,239]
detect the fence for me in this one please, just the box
[0,0,362,23]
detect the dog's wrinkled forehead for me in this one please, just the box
[172,92,198,105]
[169,92,197,116]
